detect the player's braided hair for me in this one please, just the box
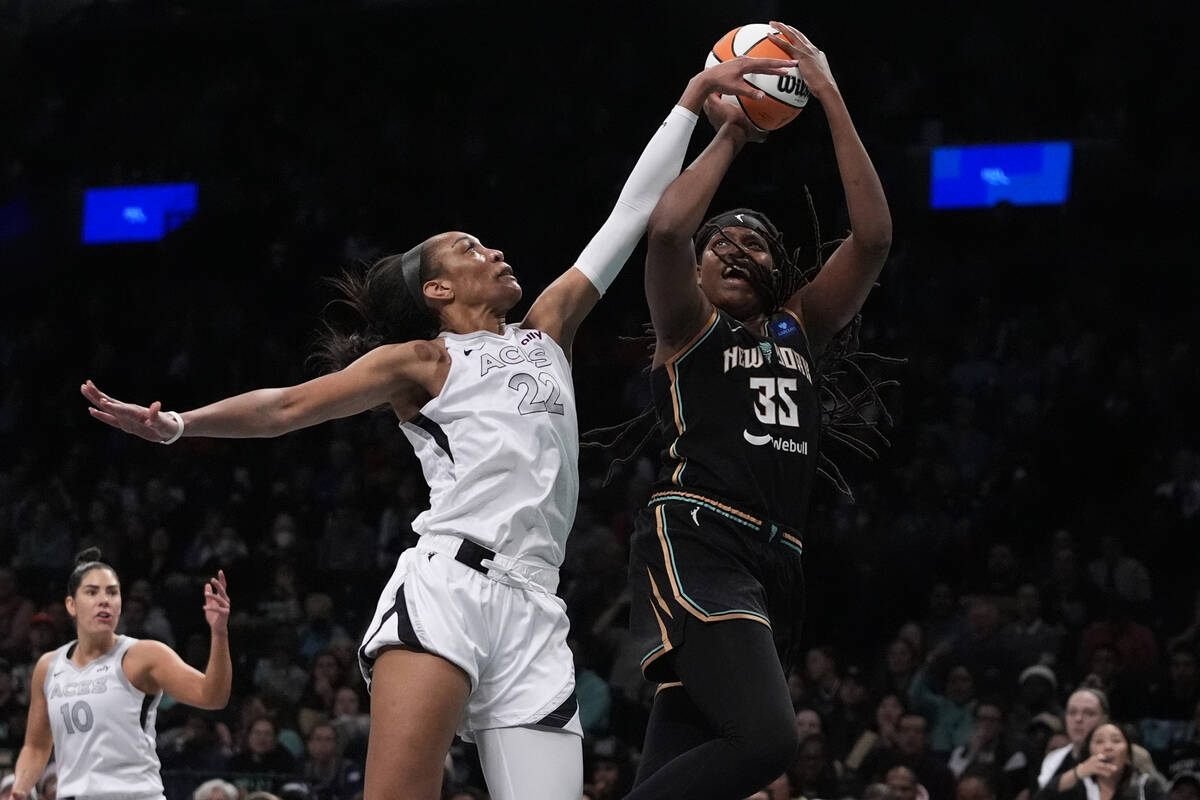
[583,193,902,499]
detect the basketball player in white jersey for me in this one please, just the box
[9,548,231,800]
[76,54,797,800]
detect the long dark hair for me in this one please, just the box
[67,547,117,597]
[310,242,442,374]
[1084,722,1136,794]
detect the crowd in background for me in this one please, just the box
[1,2,1196,800]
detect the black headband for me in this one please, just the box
[704,210,774,236]
[400,243,425,308]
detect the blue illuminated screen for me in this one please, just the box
[931,142,1072,209]
[82,183,198,243]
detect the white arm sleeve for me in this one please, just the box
[573,105,700,295]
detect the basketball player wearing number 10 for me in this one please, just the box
[10,549,232,800]
[78,55,796,800]
[624,23,893,799]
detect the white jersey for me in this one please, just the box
[402,324,578,570]
[44,636,164,800]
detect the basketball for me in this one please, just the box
[705,23,809,132]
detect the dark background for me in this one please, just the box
[1,0,1198,795]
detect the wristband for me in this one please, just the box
[160,410,185,444]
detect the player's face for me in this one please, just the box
[697,226,774,320]
[66,567,121,635]
[1088,723,1129,769]
[428,231,521,312]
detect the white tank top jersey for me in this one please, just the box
[402,324,579,570]
[44,636,164,799]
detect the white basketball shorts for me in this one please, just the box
[358,534,581,742]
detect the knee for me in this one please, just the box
[733,711,799,785]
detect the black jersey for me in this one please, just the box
[650,307,820,535]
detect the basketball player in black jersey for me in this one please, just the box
[623,23,893,800]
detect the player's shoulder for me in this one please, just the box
[370,339,448,368]
[33,648,57,673]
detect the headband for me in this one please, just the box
[400,243,426,308]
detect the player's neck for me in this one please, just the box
[442,305,507,336]
[73,631,118,663]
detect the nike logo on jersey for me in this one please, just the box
[727,323,742,333]
[464,349,473,356]
[744,430,773,446]
[53,670,65,677]
[690,507,700,526]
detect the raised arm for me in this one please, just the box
[770,22,892,357]
[10,653,54,800]
[524,55,795,352]
[646,101,758,366]
[80,339,443,442]
[124,571,232,710]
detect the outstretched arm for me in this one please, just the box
[125,571,232,709]
[524,55,795,353]
[646,100,759,366]
[81,339,441,442]
[770,22,892,357]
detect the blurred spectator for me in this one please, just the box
[1149,646,1200,720]
[297,650,346,736]
[192,778,239,800]
[862,712,957,800]
[1035,688,1109,791]
[1000,585,1066,674]
[847,693,908,775]
[252,633,308,707]
[328,686,369,763]
[229,716,299,781]
[0,568,34,657]
[159,712,233,773]
[788,732,853,799]
[909,663,978,757]
[958,775,999,800]
[585,735,634,800]
[117,592,176,647]
[0,657,24,755]
[1170,774,1200,800]
[296,594,350,664]
[1077,595,1160,676]
[1163,700,1200,779]
[299,723,362,800]
[1007,666,1063,746]
[887,764,927,800]
[796,707,823,740]
[9,612,60,705]
[880,638,921,699]
[570,637,612,736]
[827,663,875,763]
[947,701,1027,800]
[1041,548,1090,634]
[1086,535,1152,610]
[922,584,966,656]
[799,645,843,721]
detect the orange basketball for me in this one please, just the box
[705,23,809,132]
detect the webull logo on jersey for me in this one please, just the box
[722,345,811,382]
[48,677,110,698]
[479,332,552,376]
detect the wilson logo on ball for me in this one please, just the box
[706,23,809,132]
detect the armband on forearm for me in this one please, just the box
[574,105,699,295]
